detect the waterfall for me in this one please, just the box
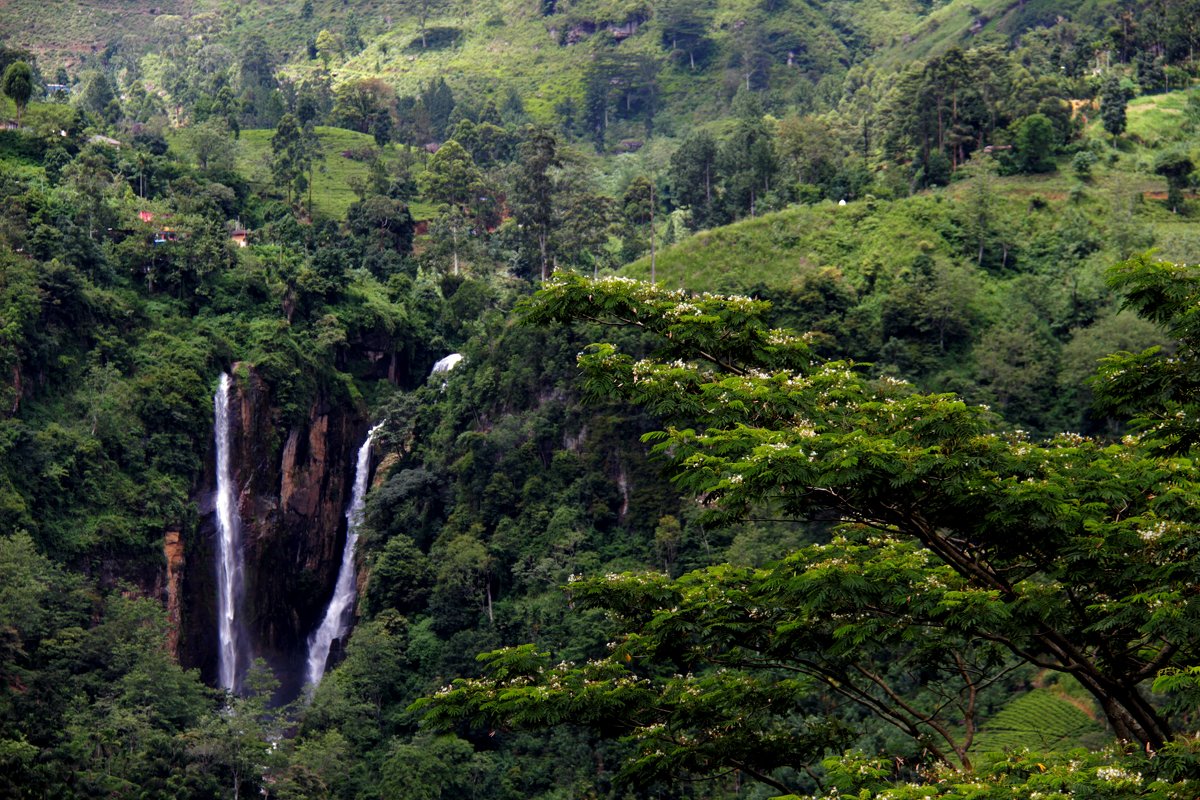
[214,372,247,693]
[430,353,463,375]
[305,423,383,690]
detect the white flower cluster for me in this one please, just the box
[1095,766,1142,784]
[794,421,817,437]
[1138,520,1171,542]
[592,275,640,288]
[663,302,701,319]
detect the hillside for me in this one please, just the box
[623,90,1198,292]
[2,0,1120,132]
[866,0,1102,67]
[230,126,435,220]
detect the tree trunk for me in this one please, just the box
[913,519,1174,754]
[539,232,549,281]
[1071,669,1171,751]
[650,182,656,285]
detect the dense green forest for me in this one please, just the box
[1,0,1200,797]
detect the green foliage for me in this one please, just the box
[419,140,483,211]
[1100,75,1128,141]
[273,113,316,206]
[1,4,1199,798]
[333,78,396,135]
[670,131,720,229]
[1153,148,1195,214]
[1012,114,1058,174]
[378,734,496,799]
[0,533,242,797]
[878,46,1039,181]
[185,118,239,176]
[232,126,404,220]
[508,127,561,280]
[1093,255,1200,452]
[1,61,33,126]
[418,269,1200,794]
[809,742,1200,799]
[1071,150,1097,180]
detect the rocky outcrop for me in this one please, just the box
[163,530,184,657]
[180,366,366,701]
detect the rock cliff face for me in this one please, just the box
[162,530,185,656]
[179,366,366,701]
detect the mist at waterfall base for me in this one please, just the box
[305,423,382,691]
[214,372,249,694]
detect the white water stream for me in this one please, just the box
[214,372,247,693]
[430,353,463,374]
[305,423,383,689]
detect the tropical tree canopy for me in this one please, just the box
[418,257,1200,797]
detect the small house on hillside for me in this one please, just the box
[231,227,249,247]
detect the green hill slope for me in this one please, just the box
[231,126,416,220]
[623,86,1198,294]
[973,684,1108,754]
[3,0,1086,131]
[866,0,1103,69]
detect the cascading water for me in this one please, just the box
[430,353,463,374]
[305,423,383,690]
[214,372,248,693]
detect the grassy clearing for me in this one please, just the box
[286,0,870,133]
[1154,219,1200,261]
[168,124,419,221]
[1125,90,1196,147]
[230,126,415,221]
[622,169,1096,294]
[1088,85,1198,151]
